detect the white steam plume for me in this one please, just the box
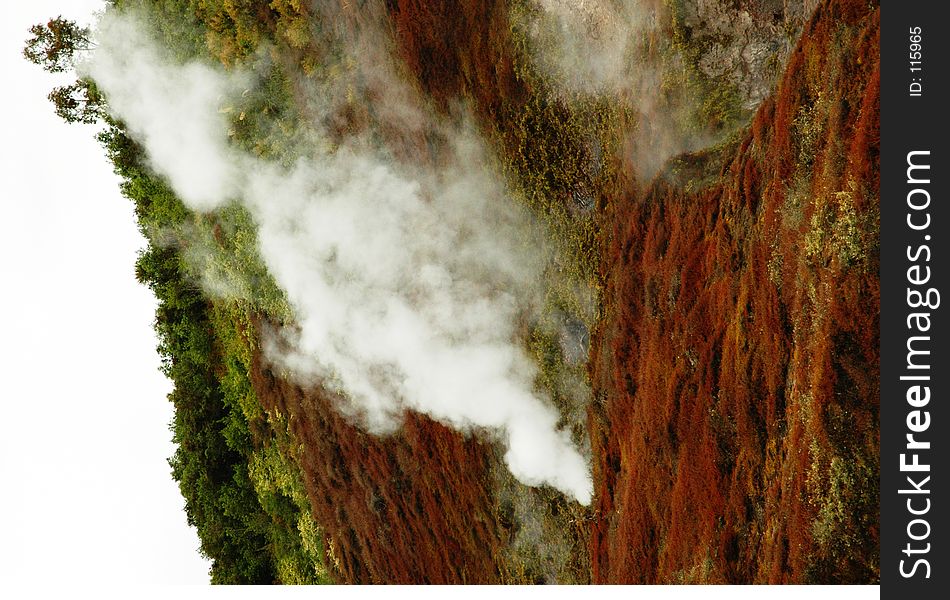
[522,0,656,95]
[84,12,593,504]
[518,0,715,180]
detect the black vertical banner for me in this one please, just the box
[881,1,948,596]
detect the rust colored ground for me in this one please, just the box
[250,345,507,583]
[589,0,880,583]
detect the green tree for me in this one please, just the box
[22,16,92,73]
[47,79,103,124]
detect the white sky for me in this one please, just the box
[1,1,210,586]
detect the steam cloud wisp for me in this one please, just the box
[85,12,593,504]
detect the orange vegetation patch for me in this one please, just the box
[389,0,525,119]
[589,0,880,584]
[249,342,506,583]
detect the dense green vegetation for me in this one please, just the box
[19,0,355,582]
[30,0,332,584]
[96,119,328,583]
